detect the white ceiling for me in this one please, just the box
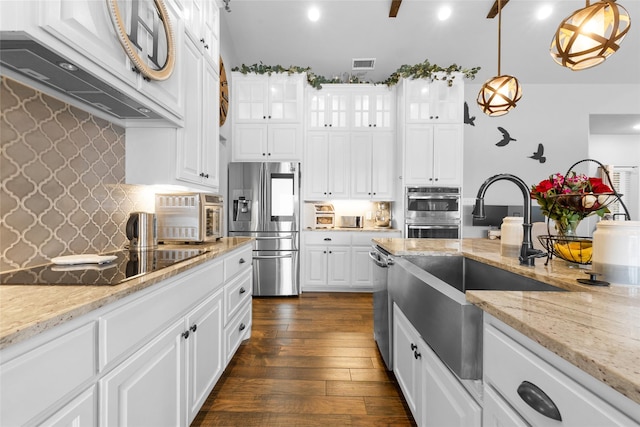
[221,0,640,86]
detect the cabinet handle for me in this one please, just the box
[267,153,271,156]
[414,350,421,359]
[239,323,246,331]
[410,343,417,351]
[239,258,246,264]
[373,124,377,127]
[323,250,327,254]
[329,251,332,254]
[368,124,372,127]
[429,178,434,181]
[262,153,266,156]
[204,44,209,50]
[324,124,328,127]
[329,124,332,127]
[239,287,246,294]
[182,330,190,339]
[268,115,271,119]
[434,178,438,181]
[263,116,267,119]
[190,324,197,333]
[200,38,205,43]
[323,238,332,241]
[517,381,562,421]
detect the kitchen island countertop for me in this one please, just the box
[0,237,254,350]
[373,237,640,406]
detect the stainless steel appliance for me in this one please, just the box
[370,245,394,370]
[339,215,363,228]
[126,212,157,250]
[155,193,223,243]
[228,162,300,296]
[405,187,461,238]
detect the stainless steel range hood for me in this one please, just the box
[0,35,163,120]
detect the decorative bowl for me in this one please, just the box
[538,235,593,265]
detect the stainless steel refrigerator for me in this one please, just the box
[228,162,300,296]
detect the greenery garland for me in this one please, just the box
[231,60,480,89]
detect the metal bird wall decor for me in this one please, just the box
[529,143,546,163]
[463,102,476,126]
[495,127,516,146]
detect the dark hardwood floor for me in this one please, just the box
[192,292,416,426]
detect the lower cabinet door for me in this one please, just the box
[483,386,530,427]
[100,320,185,427]
[421,342,481,427]
[40,386,97,427]
[393,304,422,422]
[186,289,224,425]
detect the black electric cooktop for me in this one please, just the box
[0,248,209,286]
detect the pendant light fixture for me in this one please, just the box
[550,0,631,71]
[477,0,522,117]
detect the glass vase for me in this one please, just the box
[554,218,580,236]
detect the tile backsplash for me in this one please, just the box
[1,77,153,272]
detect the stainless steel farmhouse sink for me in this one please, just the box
[389,255,564,380]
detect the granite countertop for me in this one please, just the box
[0,237,254,350]
[373,237,640,406]
[304,227,401,232]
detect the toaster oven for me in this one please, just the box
[155,193,223,243]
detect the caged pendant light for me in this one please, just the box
[550,0,631,71]
[477,0,522,117]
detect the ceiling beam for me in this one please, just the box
[389,0,402,18]
[487,0,510,19]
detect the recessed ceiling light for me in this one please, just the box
[438,6,452,21]
[308,7,320,22]
[58,62,78,72]
[138,107,151,114]
[537,5,553,20]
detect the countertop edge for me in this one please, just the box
[0,238,254,350]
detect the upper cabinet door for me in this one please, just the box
[233,73,304,124]
[307,87,350,130]
[351,86,395,130]
[404,78,463,124]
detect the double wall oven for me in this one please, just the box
[405,187,461,239]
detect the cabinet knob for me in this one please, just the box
[328,192,332,195]
[239,287,246,294]
[323,250,327,254]
[204,173,209,179]
[411,343,417,351]
[429,178,434,181]
[200,38,205,43]
[267,153,271,156]
[323,192,327,195]
[190,324,197,333]
[434,178,438,181]
[324,124,328,127]
[368,124,372,127]
[204,44,209,50]
[239,323,246,331]
[517,381,562,421]
[268,115,272,119]
[262,153,266,156]
[239,258,246,264]
[324,238,332,241]
[413,350,421,359]
[435,116,439,119]
[263,116,267,119]
[329,251,332,254]
[182,330,190,339]
[373,124,377,127]
[329,124,332,127]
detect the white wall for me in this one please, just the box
[462,83,640,237]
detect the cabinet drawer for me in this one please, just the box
[224,269,252,325]
[0,322,97,427]
[224,245,252,281]
[224,302,252,364]
[100,260,223,369]
[484,323,637,426]
[304,232,350,246]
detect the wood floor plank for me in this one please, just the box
[192,293,415,426]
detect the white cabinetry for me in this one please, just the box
[483,314,640,426]
[304,132,350,200]
[351,86,395,130]
[307,86,350,130]
[100,319,186,427]
[404,124,463,187]
[0,242,253,426]
[182,0,220,69]
[351,232,401,290]
[232,72,304,161]
[175,37,220,187]
[393,303,481,427]
[0,0,185,122]
[302,232,351,291]
[126,25,220,191]
[393,303,423,421]
[350,132,395,200]
[404,77,464,124]
[0,322,97,426]
[302,231,401,292]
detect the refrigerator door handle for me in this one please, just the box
[253,254,294,260]
[255,236,294,240]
